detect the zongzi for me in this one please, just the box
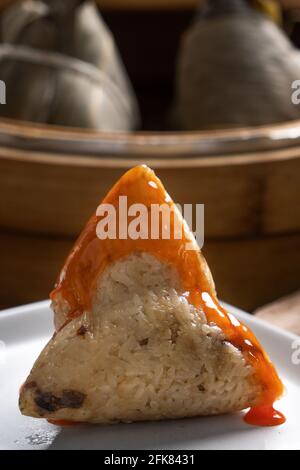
[19,166,284,426]
[175,0,300,130]
[0,0,139,130]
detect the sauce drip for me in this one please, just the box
[244,406,286,427]
[50,165,284,427]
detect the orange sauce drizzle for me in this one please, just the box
[244,406,286,427]
[50,165,284,427]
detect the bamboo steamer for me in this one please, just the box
[0,0,299,311]
[0,118,300,311]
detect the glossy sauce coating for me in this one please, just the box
[51,165,284,427]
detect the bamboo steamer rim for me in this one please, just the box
[1,117,300,168]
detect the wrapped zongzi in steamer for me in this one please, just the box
[175,0,300,130]
[0,0,139,130]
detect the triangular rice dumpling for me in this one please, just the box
[19,166,284,426]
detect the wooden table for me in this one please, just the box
[256,291,300,336]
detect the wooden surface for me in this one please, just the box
[255,291,300,335]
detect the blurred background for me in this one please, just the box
[0,0,300,328]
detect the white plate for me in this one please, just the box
[0,301,299,450]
